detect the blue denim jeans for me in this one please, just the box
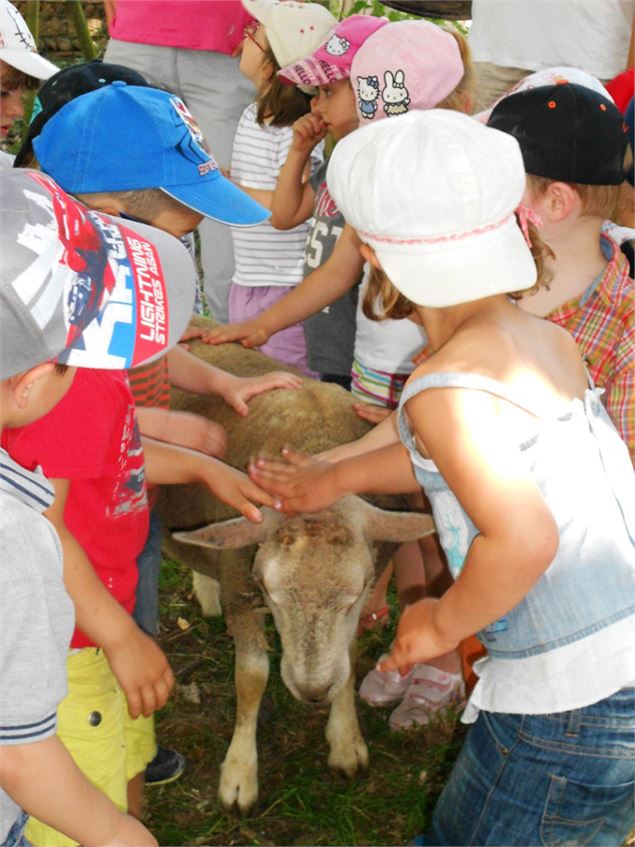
[428,687,635,846]
[133,507,162,637]
[2,811,30,847]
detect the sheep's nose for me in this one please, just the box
[303,683,333,703]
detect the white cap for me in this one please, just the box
[474,66,615,123]
[241,0,337,69]
[326,110,537,308]
[0,0,58,79]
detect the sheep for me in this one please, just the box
[159,316,434,812]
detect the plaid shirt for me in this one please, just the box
[547,230,635,467]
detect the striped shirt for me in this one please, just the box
[547,230,635,467]
[230,102,323,288]
[0,450,74,841]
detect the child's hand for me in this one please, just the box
[222,372,303,416]
[352,402,393,425]
[200,320,271,348]
[90,814,158,847]
[179,325,206,344]
[198,460,276,523]
[168,411,228,457]
[104,627,174,719]
[291,112,328,155]
[378,598,459,675]
[248,447,342,514]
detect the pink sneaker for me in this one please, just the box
[359,657,414,707]
[389,665,465,730]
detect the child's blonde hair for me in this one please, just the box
[256,43,313,128]
[435,28,473,114]
[524,168,629,220]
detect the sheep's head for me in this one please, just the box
[174,496,434,704]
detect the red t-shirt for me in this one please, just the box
[1,369,148,648]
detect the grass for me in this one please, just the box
[147,558,466,846]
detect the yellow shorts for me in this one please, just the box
[25,648,156,847]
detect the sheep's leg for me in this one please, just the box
[192,571,222,617]
[218,611,269,813]
[325,644,368,776]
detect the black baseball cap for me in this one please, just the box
[14,59,149,167]
[487,82,628,186]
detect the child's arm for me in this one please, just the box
[142,436,276,523]
[166,345,302,416]
[136,407,227,457]
[1,736,156,846]
[202,224,365,347]
[380,387,560,673]
[269,112,327,230]
[249,440,421,515]
[45,480,174,719]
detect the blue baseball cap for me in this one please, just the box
[32,82,270,227]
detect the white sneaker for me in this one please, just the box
[389,665,465,730]
[359,656,414,707]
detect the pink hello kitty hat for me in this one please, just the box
[278,14,388,89]
[351,20,464,124]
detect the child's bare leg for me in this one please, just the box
[359,560,393,632]
[127,773,144,819]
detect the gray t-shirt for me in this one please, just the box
[0,449,74,842]
[303,161,360,377]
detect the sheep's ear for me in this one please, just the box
[173,509,280,550]
[358,499,435,542]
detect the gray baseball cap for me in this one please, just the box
[0,169,196,379]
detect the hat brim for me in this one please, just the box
[162,175,270,227]
[0,48,57,79]
[278,58,348,88]
[371,215,537,308]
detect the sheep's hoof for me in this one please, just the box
[328,734,369,776]
[218,755,258,813]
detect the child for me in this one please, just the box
[249,110,635,846]
[205,14,388,386]
[0,0,57,166]
[6,86,284,846]
[0,167,199,847]
[224,0,334,374]
[487,83,635,467]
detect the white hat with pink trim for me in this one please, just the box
[326,109,537,308]
[241,0,337,69]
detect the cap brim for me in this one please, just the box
[278,57,348,88]
[372,216,537,308]
[162,175,270,227]
[0,48,57,79]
